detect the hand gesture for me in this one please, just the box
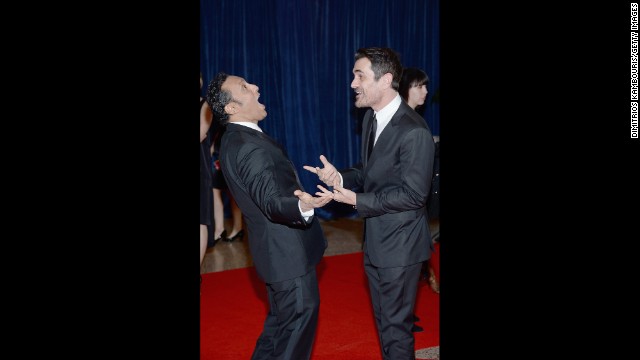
[331,185,356,206]
[294,186,334,212]
[303,155,340,187]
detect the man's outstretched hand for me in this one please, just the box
[303,155,340,187]
[294,186,334,212]
[329,185,356,206]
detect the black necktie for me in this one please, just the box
[367,113,377,158]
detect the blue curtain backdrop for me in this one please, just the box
[201,0,439,218]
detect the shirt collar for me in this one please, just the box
[373,93,402,131]
[231,121,263,132]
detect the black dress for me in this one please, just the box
[200,99,213,225]
[211,121,228,190]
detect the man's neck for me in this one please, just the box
[371,90,399,112]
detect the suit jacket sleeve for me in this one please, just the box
[340,162,364,189]
[355,127,434,218]
[236,144,309,227]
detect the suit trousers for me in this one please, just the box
[364,252,422,360]
[251,268,320,360]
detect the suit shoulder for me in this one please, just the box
[394,114,433,144]
[398,111,429,130]
[223,127,258,144]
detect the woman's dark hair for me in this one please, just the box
[398,67,429,103]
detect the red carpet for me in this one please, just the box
[201,247,439,359]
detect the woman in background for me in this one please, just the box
[209,124,244,244]
[399,67,440,295]
[200,73,214,267]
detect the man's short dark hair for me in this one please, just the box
[355,47,403,90]
[206,72,232,125]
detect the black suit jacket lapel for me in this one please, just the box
[232,124,305,192]
[374,102,410,149]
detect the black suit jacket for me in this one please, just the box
[342,101,435,268]
[220,123,327,283]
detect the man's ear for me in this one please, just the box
[224,102,238,115]
[382,73,393,88]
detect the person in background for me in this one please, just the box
[399,67,440,295]
[200,73,214,267]
[209,124,244,244]
[305,47,435,360]
[398,67,428,114]
[206,72,332,360]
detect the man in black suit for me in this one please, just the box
[305,47,435,360]
[206,72,332,360]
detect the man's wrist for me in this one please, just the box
[298,200,314,215]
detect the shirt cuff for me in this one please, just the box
[298,201,315,221]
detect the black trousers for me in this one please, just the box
[251,268,320,360]
[365,252,422,360]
